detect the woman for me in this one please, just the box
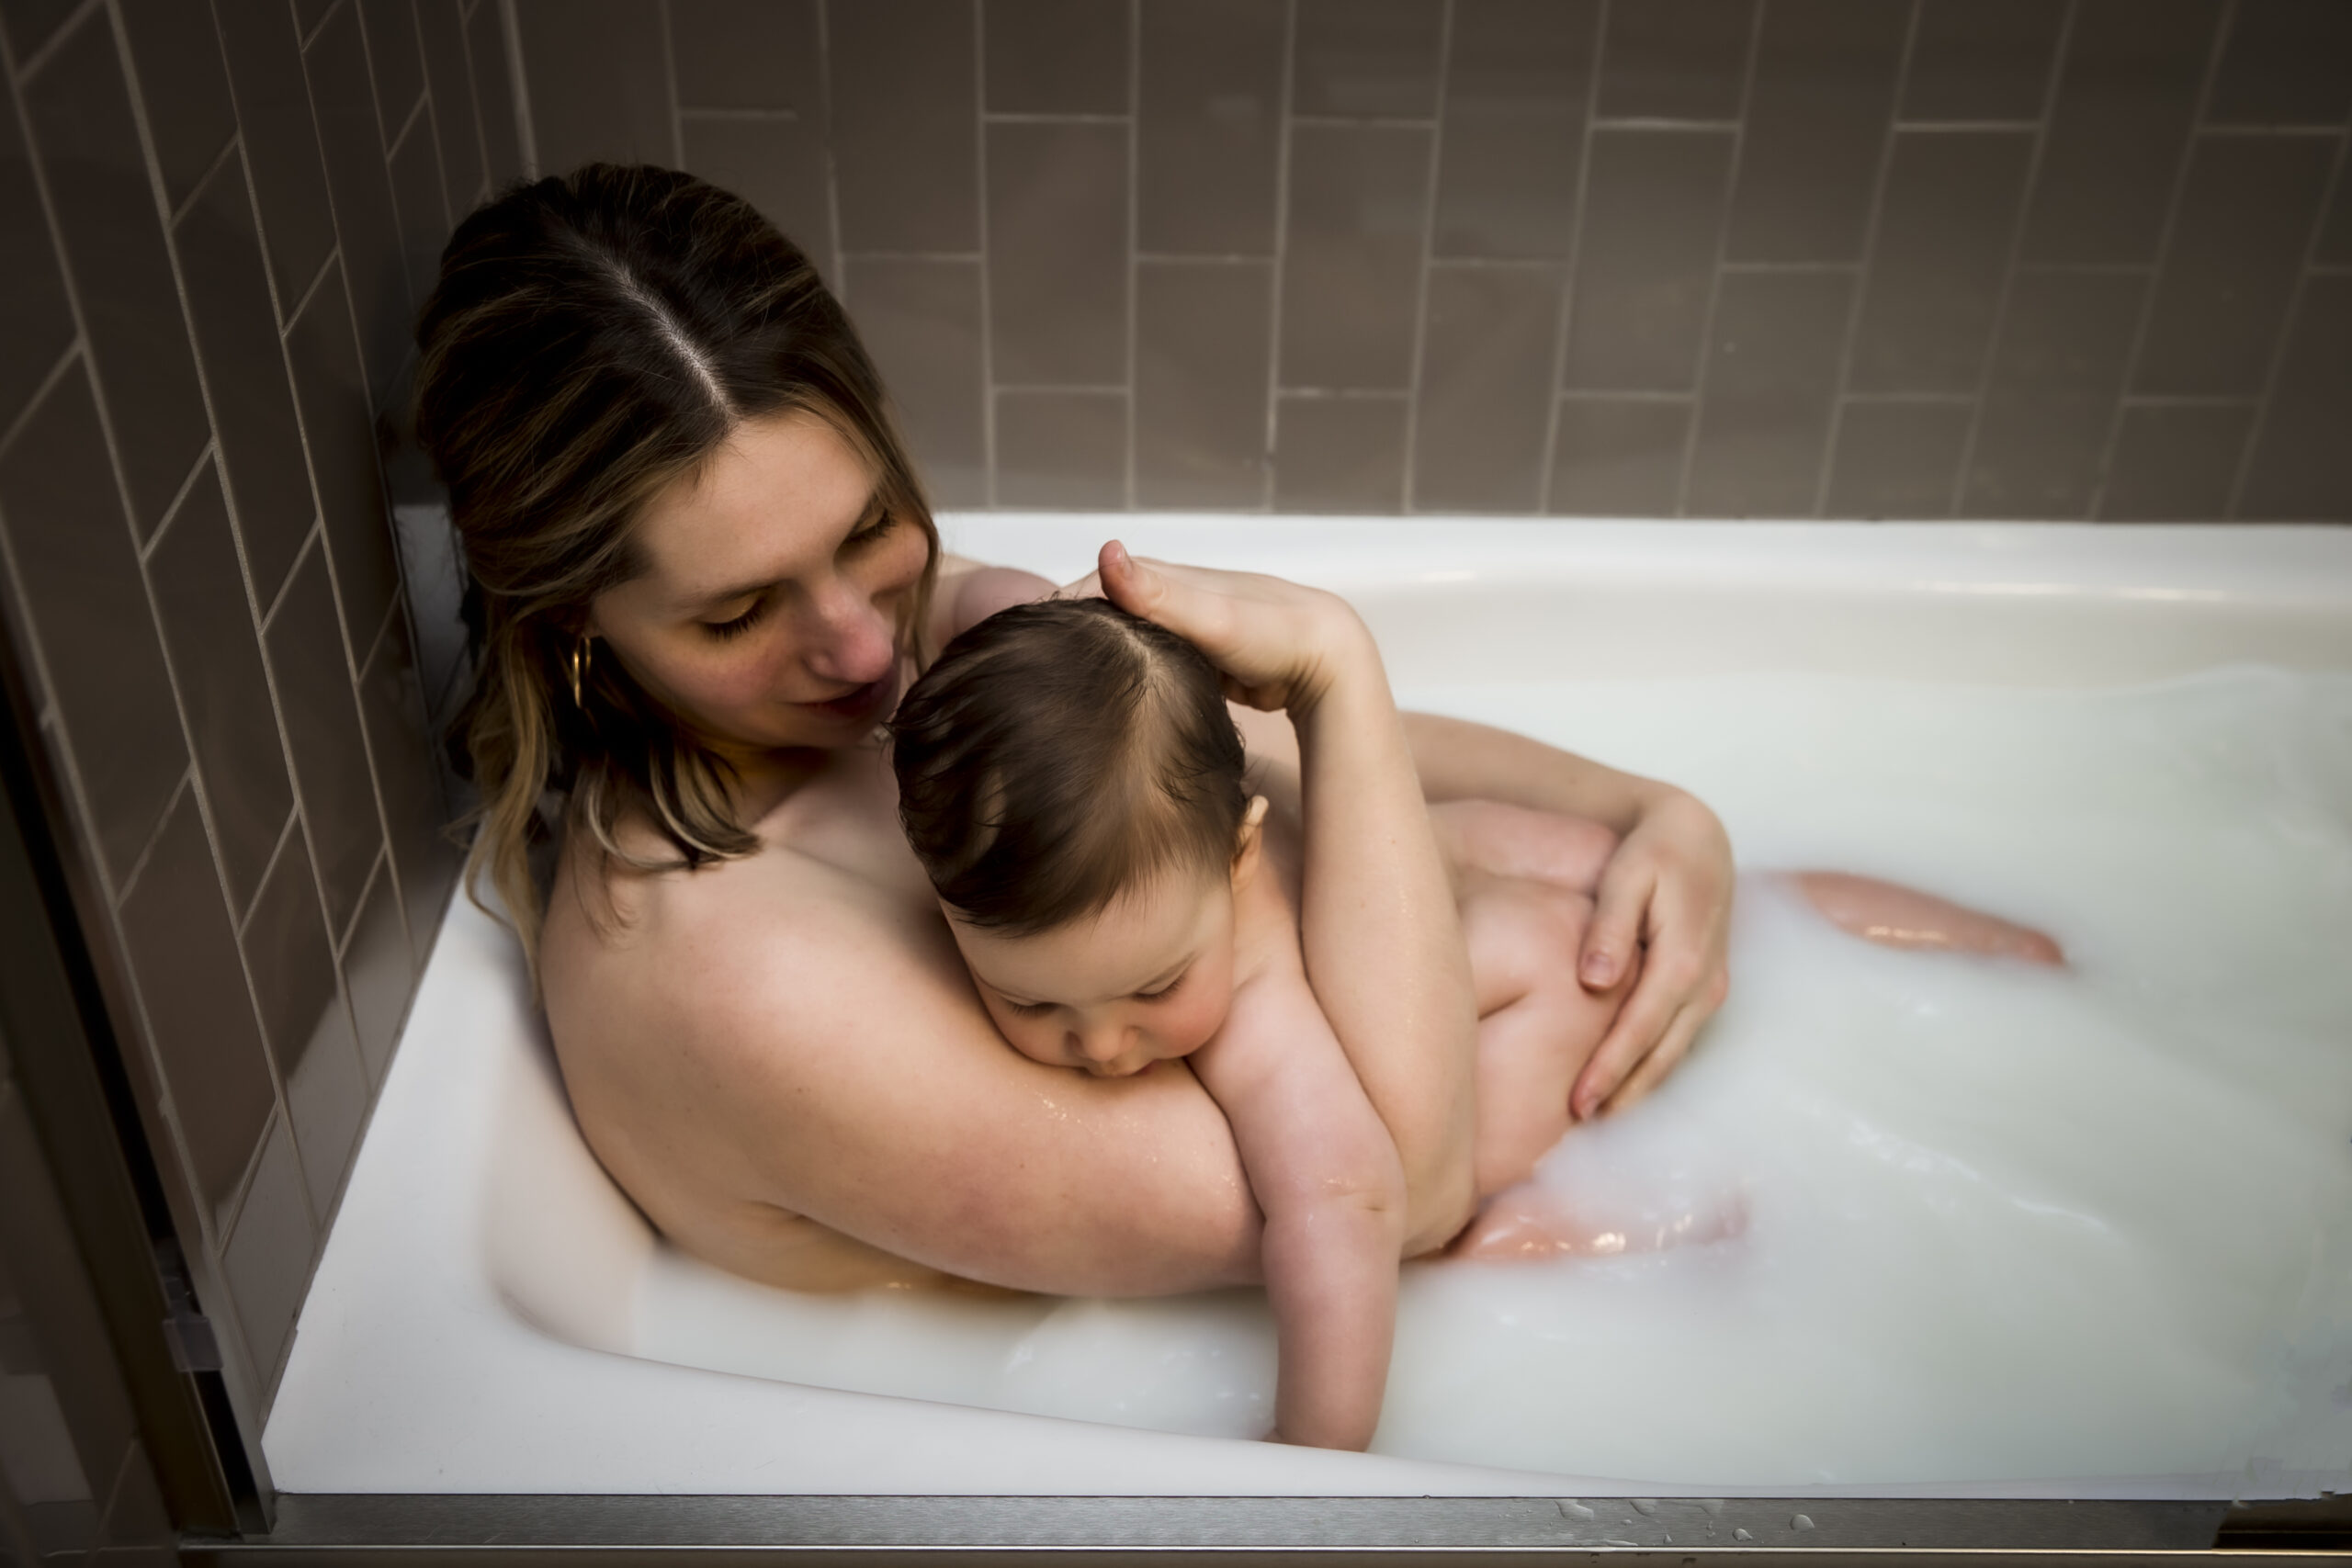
[413,165,1737,1294]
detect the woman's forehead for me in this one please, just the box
[633,411,874,603]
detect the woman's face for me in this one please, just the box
[588,410,931,756]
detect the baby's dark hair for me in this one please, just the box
[890,598,1249,935]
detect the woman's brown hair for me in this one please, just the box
[413,164,936,966]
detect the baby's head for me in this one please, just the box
[890,598,1267,1077]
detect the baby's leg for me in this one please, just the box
[1786,872,2065,966]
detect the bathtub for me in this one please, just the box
[251,518,2352,1554]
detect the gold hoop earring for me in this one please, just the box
[567,636,592,707]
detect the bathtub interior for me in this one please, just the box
[265,519,2352,1500]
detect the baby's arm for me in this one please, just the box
[1192,976,1407,1451]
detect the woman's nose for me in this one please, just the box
[800,575,897,685]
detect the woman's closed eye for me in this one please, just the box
[841,508,896,552]
[700,595,769,640]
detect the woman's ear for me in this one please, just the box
[1231,795,1271,892]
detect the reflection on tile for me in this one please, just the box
[2018,0,2220,265]
[1279,124,1431,389]
[2239,275,2352,519]
[22,13,211,540]
[2321,162,2352,265]
[1434,0,1597,260]
[0,0,77,61]
[308,3,413,397]
[841,255,985,505]
[987,121,1127,385]
[1137,0,1283,254]
[1901,0,2064,122]
[242,830,368,1213]
[985,0,1128,115]
[293,0,334,39]
[511,0,673,172]
[342,853,415,1082]
[1850,131,2032,393]
[147,463,293,916]
[175,156,317,605]
[684,117,833,265]
[359,613,458,958]
[1964,269,2146,517]
[100,1442,173,1550]
[222,1113,315,1383]
[0,371,187,885]
[1135,260,1272,508]
[286,267,401,640]
[1413,264,1558,512]
[1549,398,1690,514]
[266,542,385,941]
[465,0,525,188]
[2099,402,2253,520]
[671,0,821,110]
[2134,135,2334,396]
[1823,400,1969,518]
[118,0,237,210]
[115,789,277,1220]
[359,0,428,128]
[415,0,486,212]
[388,96,452,307]
[2207,0,2352,126]
[831,0,978,252]
[1294,0,1442,119]
[215,0,339,303]
[1687,268,1852,516]
[0,71,74,437]
[1725,0,1906,264]
[995,389,1126,508]
[1561,130,1733,390]
[1272,396,1407,512]
[1594,0,1752,122]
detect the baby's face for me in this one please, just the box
[948,869,1239,1078]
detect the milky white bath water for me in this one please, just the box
[633,668,2352,1489]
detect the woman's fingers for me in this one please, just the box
[1600,997,1707,1117]
[1579,855,1652,990]
[1569,954,1678,1120]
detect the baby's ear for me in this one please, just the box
[1231,795,1271,889]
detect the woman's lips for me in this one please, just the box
[804,670,898,722]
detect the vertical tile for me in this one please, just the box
[2018,0,2222,265]
[0,0,77,61]
[240,831,367,1215]
[214,0,339,305]
[360,613,456,957]
[21,13,211,541]
[174,152,317,604]
[2321,159,2352,265]
[1901,0,2065,122]
[1823,400,1969,517]
[117,0,238,211]
[1548,398,1690,514]
[220,1112,314,1381]
[669,0,821,110]
[2133,135,2335,396]
[464,0,525,188]
[147,462,293,915]
[387,96,452,306]
[1135,260,1272,507]
[1687,268,1852,515]
[1272,396,1407,512]
[1850,131,2033,392]
[2206,0,2352,126]
[342,852,414,1081]
[986,121,1126,385]
[358,0,427,129]
[839,256,985,505]
[1433,0,1598,260]
[286,266,401,644]
[0,371,187,885]
[415,0,487,215]
[306,2,413,395]
[509,0,673,173]
[265,541,385,941]
[1594,0,1753,122]
[2098,402,2253,520]
[1963,268,2146,517]
[682,118,834,263]
[114,789,277,1219]
[1278,123,1430,389]
[994,389,1127,508]
[1724,0,1907,264]
[2239,274,2352,518]
[1137,0,1283,254]
[831,0,979,252]
[985,0,1129,115]
[1411,264,1559,512]
[0,71,74,436]
[1293,0,1442,119]
[1560,129,1733,390]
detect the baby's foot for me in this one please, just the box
[1787,872,2065,966]
[1446,1182,1748,1261]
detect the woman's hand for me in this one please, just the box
[1567,788,1735,1119]
[1090,541,1374,716]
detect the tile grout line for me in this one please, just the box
[1534,0,1610,516]
[1278,387,1410,400]
[1669,0,1767,518]
[1811,0,1923,520]
[677,106,800,123]
[0,343,81,459]
[409,2,455,239]
[1124,0,1138,510]
[2082,0,2236,524]
[974,0,997,507]
[1398,0,1453,515]
[454,0,498,202]
[236,808,302,942]
[6,0,103,85]
[1261,0,1299,512]
[169,135,243,230]
[133,440,220,567]
[499,0,537,178]
[1947,0,2079,517]
[301,0,345,54]
[815,0,845,291]
[2223,122,2351,519]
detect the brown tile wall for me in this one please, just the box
[0,0,492,1495]
[513,0,2351,519]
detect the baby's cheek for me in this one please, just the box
[1157,989,1229,1058]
